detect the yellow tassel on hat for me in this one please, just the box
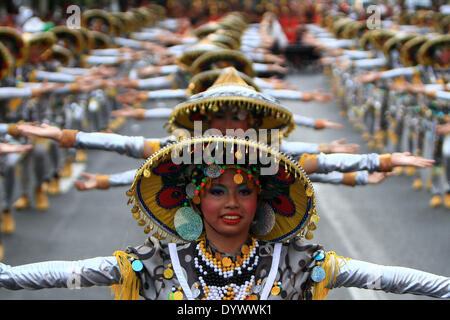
[312,251,349,300]
[110,251,141,300]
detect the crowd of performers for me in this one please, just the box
[0,0,448,300]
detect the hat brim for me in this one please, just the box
[190,49,255,77]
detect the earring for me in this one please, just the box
[174,206,203,241]
[250,202,275,236]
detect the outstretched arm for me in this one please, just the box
[17,124,160,159]
[0,257,120,290]
[300,152,434,174]
[75,169,137,191]
[327,255,450,299]
[0,143,33,155]
[111,105,172,120]
[308,171,394,186]
[293,114,343,130]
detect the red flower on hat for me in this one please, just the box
[153,160,183,176]
[156,186,186,209]
[273,166,295,184]
[270,194,295,217]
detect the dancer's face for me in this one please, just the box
[200,169,258,239]
[209,109,249,135]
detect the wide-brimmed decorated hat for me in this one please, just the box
[0,42,13,80]
[0,27,27,67]
[108,14,126,37]
[215,28,242,45]
[82,9,114,34]
[22,31,56,59]
[218,12,248,32]
[382,32,418,61]
[166,67,295,137]
[89,30,112,49]
[440,15,450,34]
[41,44,71,66]
[400,35,429,66]
[50,26,84,55]
[193,22,221,38]
[367,29,396,52]
[187,68,260,95]
[205,33,240,50]
[129,8,149,30]
[175,41,228,71]
[331,17,353,39]
[146,3,167,19]
[126,135,318,243]
[78,27,95,53]
[417,35,450,68]
[190,49,255,77]
[341,21,367,40]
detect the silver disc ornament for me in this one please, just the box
[174,207,203,241]
[251,202,276,236]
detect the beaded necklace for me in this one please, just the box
[194,237,260,300]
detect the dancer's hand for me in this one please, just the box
[0,143,33,154]
[367,171,395,184]
[74,173,98,191]
[355,72,381,83]
[311,89,334,102]
[320,119,344,129]
[329,138,360,153]
[111,104,140,118]
[391,152,435,168]
[17,123,62,141]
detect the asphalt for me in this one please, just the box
[0,71,448,300]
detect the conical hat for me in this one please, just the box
[167,67,294,138]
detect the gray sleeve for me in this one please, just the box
[316,153,380,173]
[308,171,368,185]
[109,169,138,187]
[75,132,145,159]
[0,257,121,290]
[280,140,320,155]
[308,172,344,184]
[435,91,450,102]
[147,89,187,100]
[253,63,269,73]
[380,67,418,79]
[262,89,303,100]
[136,76,173,90]
[0,87,33,100]
[331,258,450,299]
[353,57,388,69]
[355,171,369,185]
[33,71,76,83]
[0,123,9,135]
[143,108,173,119]
[114,37,145,49]
[293,114,316,128]
[58,67,92,76]
[84,56,120,65]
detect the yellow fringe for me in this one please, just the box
[312,251,349,300]
[110,251,141,300]
[298,154,317,168]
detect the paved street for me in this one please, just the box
[0,72,448,300]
